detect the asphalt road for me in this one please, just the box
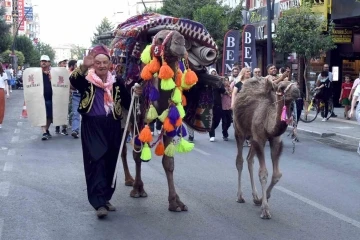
[1,90,360,240]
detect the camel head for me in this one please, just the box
[275,81,300,102]
[153,30,186,59]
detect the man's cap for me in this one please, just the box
[90,44,110,59]
[40,55,50,61]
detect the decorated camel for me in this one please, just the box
[110,13,220,211]
[233,77,300,219]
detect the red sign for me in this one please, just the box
[18,0,25,31]
[5,1,11,7]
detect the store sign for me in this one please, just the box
[279,0,300,13]
[242,25,257,70]
[222,30,241,75]
[5,0,11,7]
[5,14,12,23]
[332,28,353,44]
[24,7,33,21]
[18,0,25,31]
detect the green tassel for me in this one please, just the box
[140,143,151,162]
[158,109,169,123]
[171,87,182,104]
[161,79,176,91]
[146,104,158,122]
[181,70,192,89]
[176,138,195,153]
[140,45,152,64]
[176,103,185,118]
[164,142,176,157]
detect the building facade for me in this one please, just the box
[53,44,72,64]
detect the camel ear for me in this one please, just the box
[265,78,276,93]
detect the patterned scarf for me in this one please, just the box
[86,68,115,115]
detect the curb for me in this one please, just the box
[287,127,336,138]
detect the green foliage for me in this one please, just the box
[1,50,25,65]
[0,7,12,53]
[70,45,86,60]
[160,0,218,19]
[14,36,35,64]
[91,17,114,47]
[0,34,12,53]
[274,5,336,59]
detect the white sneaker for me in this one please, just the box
[322,118,327,122]
[209,137,215,142]
[157,130,161,135]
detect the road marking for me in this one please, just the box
[336,133,360,141]
[17,122,23,126]
[0,182,10,197]
[1,147,7,151]
[10,136,19,143]
[0,218,4,240]
[193,147,210,156]
[7,149,16,156]
[276,186,360,229]
[334,127,353,129]
[14,128,20,134]
[3,163,12,172]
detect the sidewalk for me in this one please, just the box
[294,107,360,145]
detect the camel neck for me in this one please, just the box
[270,94,289,137]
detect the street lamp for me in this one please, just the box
[266,0,275,65]
[11,4,37,69]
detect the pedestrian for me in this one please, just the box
[317,64,337,118]
[349,84,360,155]
[55,59,69,135]
[339,75,353,120]
[221,77,232,141]
[253,68,261,78]
[68,59,81,138]
[5,64,13,94]
[349,72,360,100]
[314,71,331,122]
[0,63,9,129]
[69,44,140,218]
[229,67,240,89]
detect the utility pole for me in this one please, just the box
[266,0,275,65]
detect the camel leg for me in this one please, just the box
[121,131,134,186]
[252,139,271,219]
[246,145,261,205]
[162,135,187,212]
[266,137,283,200]
[130,146,147,198]
[235,132,246,203]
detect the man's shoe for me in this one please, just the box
[46,130,52,138]
[106,202,116,211]
[223,137,228,141]
[55,126,60,134]
[96,207,108,219]
[41,133,49,141]
[209,137,215,142]
[61,128,68,135]
[188,136,194,143]
[71,131,79,139]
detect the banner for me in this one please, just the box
[24,6,33,21]
[242,25,257,71]
[221,30,240,76]
[18,0,25,31]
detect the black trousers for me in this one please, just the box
[149,119,162,132]
[209,107,222,138]
[81,115,122,210]
[221,110,232,138]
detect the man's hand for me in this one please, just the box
[83,52,95,68]
[133,85,143,95]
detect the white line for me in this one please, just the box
[17,122,23,126]
[335,133,360,141]
[10,136,19,143]
[14,128,20,134]
[0,182,10,197]
[276,186,360,229]
[193,147,210,156]
[7,149,16,156]
[3,163,13,172]
[0,218,4,240]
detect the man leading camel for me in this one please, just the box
[265,64,289,84]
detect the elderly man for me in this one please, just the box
[70,45,141,219]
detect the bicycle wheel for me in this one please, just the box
[326,100,334,120]
[300,100,318,123]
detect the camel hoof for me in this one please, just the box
[253,199,262,206]
[236,198,245,203]
[140,191,148,198]
[168,206,182,212]
[260,210,271,219]
[125,179,134,186]
[181,205,188,211]
[130,190,140,198]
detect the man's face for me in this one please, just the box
[40,60,51,68]
[268,65,277,76]
[232,69,239,77]
[253,68,261,77]
[93,54,110,76]
[323,64,329,71]
[59,61,67,68]
[211,70,217,76]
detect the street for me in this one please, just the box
[1,90,360,240]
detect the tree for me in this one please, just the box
[1,50,25,66]
[91,17,114,47]
[34,42,56,66]
[70,45,86,60]
[0,7,12,53]
[159,0,218,19]
[274,5,336,99]
[14,36,35,64]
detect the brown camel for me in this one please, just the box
[233,77,300,219]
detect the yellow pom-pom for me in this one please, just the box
[158,109,169,123]
[176,138,194,153]
[171,87,182,104]
[140,45,152,64]
[146,104,158,122]
[164,142,176,157]
[161,79,176,91]
[176,103,186,118]
[140,143,152,162]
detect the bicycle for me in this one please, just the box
[299,89,334,123]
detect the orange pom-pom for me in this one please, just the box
[138,125,153,143]
[163,117,175,132]
[148,57,161,73]
[175,70,182,87]
[140,65,153,81]
[155,141,165,156]
[158,62,174,79]
[185,69,198,85]
[175,117,182,127]
[181,94,187,106]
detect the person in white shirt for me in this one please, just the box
[349,84,360,155]
[317,64,333,82]
[349,72,360,100]
[5,64,13,93]
[0,64,9,129]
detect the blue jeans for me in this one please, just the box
[72,92,81,132]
